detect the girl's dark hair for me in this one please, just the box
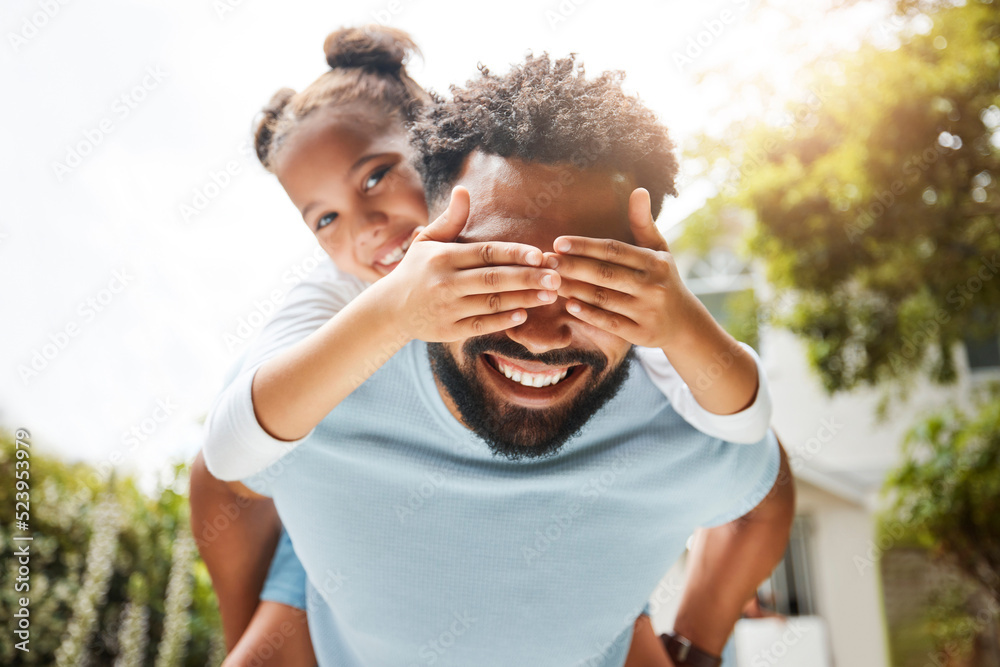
[254,25,430,172]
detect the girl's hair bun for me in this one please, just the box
[323,25,420,73]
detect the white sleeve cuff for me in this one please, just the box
[635,342,772,444]
[202,365,313,481]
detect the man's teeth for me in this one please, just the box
[375,236,414,267]
[494,358,570,388]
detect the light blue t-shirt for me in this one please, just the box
[247,341,779,667]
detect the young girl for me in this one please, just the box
[192,25,772,666]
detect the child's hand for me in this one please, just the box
[546,188,705,351]
[382,186,561,342]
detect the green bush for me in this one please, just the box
[0,431,223,666]
[881,384,1000,663]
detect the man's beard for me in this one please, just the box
[426,335,634,461]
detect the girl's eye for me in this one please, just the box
[364,166,391,191]
[316,212,338,231]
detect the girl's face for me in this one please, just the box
[274,107,429,284]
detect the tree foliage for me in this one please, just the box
[884,385,1000,607]
[684,0,1000,394]
[0,432,223,666]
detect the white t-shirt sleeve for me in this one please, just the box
[634,342,772,444]
[202,258,368,481]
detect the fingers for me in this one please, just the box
[453,309,529,338]
[416,187,470,243]
[628,188,669,252]
[450,241,544,269]
[452,265,560,295]
[563,297,639,339]
[545,251,648,294]
[550,235,657,274]
[460,289,557,315]
[556,275,636,315]
[424,289,556,342]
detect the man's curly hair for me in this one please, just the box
[410,54,678,219]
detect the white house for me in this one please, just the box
[645,237,998,666]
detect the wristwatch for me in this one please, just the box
[660,632,722,667]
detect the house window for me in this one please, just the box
[962,306,1000,371]
[964,335,1000,371]
[759,516,817,616]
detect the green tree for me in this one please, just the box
[683,0,1000,395]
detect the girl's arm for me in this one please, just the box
[550,188,771,441]
[204,188,555,481]
[635,342,772,444]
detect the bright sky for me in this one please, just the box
[1,0,892,489]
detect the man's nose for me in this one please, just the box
[504,299,573,354]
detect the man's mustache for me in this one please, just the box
[462,334,608,375]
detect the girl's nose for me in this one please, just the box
[353,209,390,247]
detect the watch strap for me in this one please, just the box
[660,632,722,667]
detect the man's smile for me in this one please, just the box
[479,352,591,408]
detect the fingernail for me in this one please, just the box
[541,274,556,289]
[538,291,554,302]
[546,256,559,269]
[567,302,581,313]
[511,311,525,322]
[555,239,571,253]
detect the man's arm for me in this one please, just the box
[672,441,795,655]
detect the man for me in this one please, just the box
[205,54,794,666]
